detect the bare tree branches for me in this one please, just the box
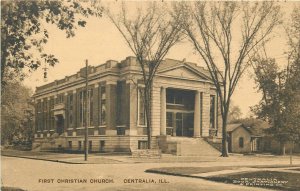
[106,2,184,149]
[173,1,281,157]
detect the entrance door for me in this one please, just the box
[56,115,64,135]
[176,113,183,136]
[185,113,194,137]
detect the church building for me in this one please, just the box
[32,57,222,154]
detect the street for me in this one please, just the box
[3,155,296,191]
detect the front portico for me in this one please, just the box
[154,59,221,139]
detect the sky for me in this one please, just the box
[23,1,297,117]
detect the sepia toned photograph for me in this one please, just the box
[1,1,300,191]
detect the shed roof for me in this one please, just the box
[226,123,243,132]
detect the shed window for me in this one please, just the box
[239,137,244,148]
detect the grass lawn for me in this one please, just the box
[1,187,26,191]
[290,168,300,171]
[208,171,300,191]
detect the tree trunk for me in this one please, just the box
[221,116,229,157]
[144,81,153,149]
[280,142,286,155]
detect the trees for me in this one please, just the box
[251,7,300,155]
[1,81,33,145]
[251,56,300,155]
[106,2,183,149]
[228,103,242,123]
[1,1,102,86]
[173,2,281,156]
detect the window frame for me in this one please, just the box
[239,137,244,148]
[99,85,106,126]
[137,87,146,126]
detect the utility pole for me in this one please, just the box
[84,59,89,161]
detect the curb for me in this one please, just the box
[145,169,207,179]
[2,154,85,164]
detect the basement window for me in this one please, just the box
[138,141,148,150]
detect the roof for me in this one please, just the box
[227,123,267,137]
[226,123,243,132]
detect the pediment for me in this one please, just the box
[158,65,209,81]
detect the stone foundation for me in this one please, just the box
[131,149,161,158]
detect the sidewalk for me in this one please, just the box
[1,149,220,164]
[2,149,300,165]
[1,150,125,164]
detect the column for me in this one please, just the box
[202,92,210,137]
[160,87,166,136]
[194,90,201,137]
[127,81,137,136]
[106,82,117,135]
[93,84,99,136]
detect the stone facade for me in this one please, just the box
[32,57,222,153]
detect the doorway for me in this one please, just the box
[175,113,194,137]
[176,113,183,136]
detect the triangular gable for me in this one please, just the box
[158,64,210,81]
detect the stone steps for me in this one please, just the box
[165,137,220,156]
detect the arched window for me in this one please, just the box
[239,137,244,148]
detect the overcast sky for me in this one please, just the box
[23,1,297,117]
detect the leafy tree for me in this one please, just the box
[1,81,33,145]
[1,0,102,86]
[107,2,184,149]
[173,2,282,157]
[228,103,242,123]
[251,6,300,155]
[251,57,300,155]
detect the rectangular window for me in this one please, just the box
[138,141,148,149]
[239,137,244,148]
[89,141,92,151]
[99,86,106,125]
[167,93,174,104]
[138,88,146,126]
[210,95,216,129]
[100,140,105,152]
[175,94,183,104]
[79,91,86,126]
[89,89,93,126]
[166,112,173,127]
[166,90,183,105]
[56,94,64,104]
[68,141,72,148]
[69,94,73,111]
[69,114,73,125]
[78,141,82,150]
[116,81,124,125]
